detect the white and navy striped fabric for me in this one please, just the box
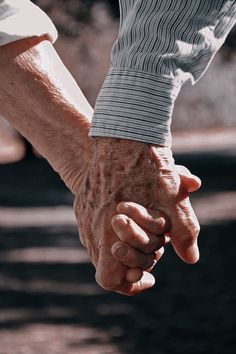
[0,0,57,46]
[90,0,236,146]
[0,1,235,146]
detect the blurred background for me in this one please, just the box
[0,1,236,353]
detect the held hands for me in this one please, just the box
[73,138,201,295]
[0,38,200,296]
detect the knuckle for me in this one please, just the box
[190,220,200,237]
[182,221,200,247]
[113,215,133,239]
[194,224,200,236]
[119,202,144,222]
[148,215,170,235]
[179,204,200,238]
[195,219,201,232]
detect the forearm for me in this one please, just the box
[0,36,93,192]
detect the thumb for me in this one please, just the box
[176,165,201,193]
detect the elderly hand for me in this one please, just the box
[0,37,200,296]
[73,138,201,295]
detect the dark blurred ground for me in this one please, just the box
[0,134,235,354]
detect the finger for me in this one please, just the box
[111,214,166,253]
[176,165,201,193]
[145,247,165,272]
[116,202,170,235]
[96,246,155,296]
[95,226,158,294]
[118,272,156,296]
[170,198,200,264]
[125,268,143,283]
[123,248,165,283]
[95,242,127,291]
[124,248,165,284]
[155,247,165,261]
[111,241,156,270]
[125,256,164,284]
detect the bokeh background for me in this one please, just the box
[0,1,236,353]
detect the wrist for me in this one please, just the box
[93,137,174,171]
[93,137,148,168]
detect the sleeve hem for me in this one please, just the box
[89,66,182,146]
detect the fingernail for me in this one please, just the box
[114,245,128,257]
[117,202,129,213]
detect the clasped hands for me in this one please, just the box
[0,37,200,296]
[71,137,201,296]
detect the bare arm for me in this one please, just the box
[0,35,93,191]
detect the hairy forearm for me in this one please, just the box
[0,36,93,191]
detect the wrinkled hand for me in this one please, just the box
[0,37,199,295]
[73,138,201,295]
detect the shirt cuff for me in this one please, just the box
[0,0,58,46]
[89,67,182,146]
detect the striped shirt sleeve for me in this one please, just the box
[90,0,236,146]
[0,0,57,46]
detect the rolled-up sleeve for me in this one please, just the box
[90,0,236,146]
[0,0,57,46]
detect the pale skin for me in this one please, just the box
[0,36,201,295]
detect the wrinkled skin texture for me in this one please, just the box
[0,37,200,296]
[74,138,200,295]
